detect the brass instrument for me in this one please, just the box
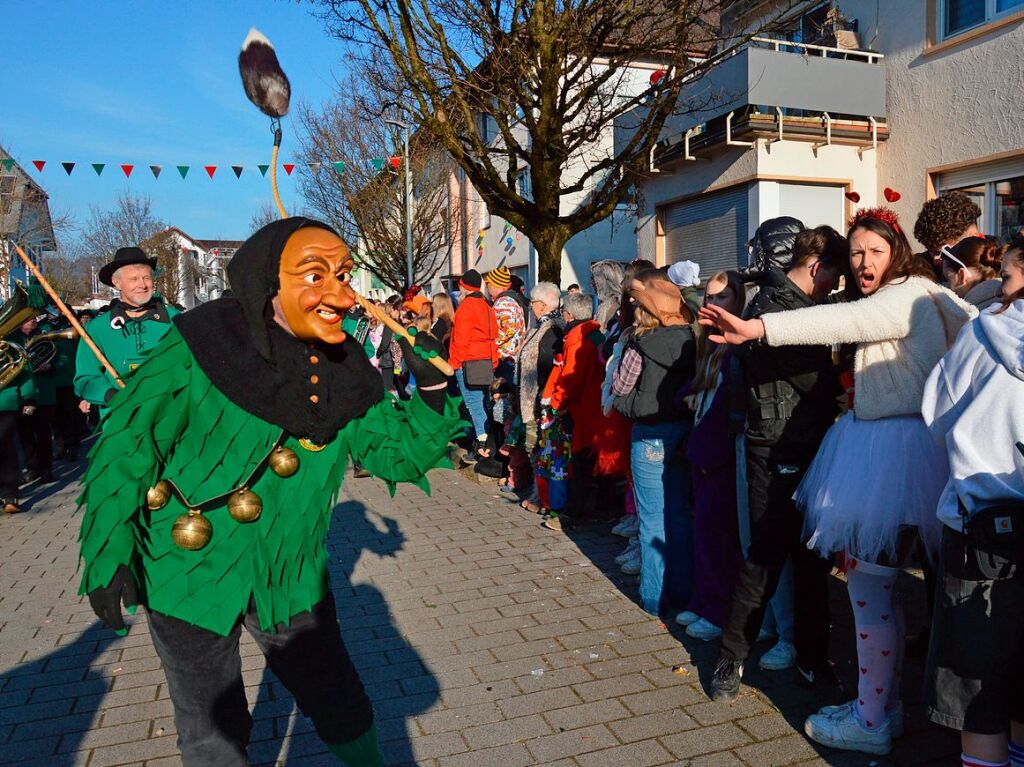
[26,328,78,371]
[0,287,37,389]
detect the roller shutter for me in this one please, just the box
[663,185,749,275]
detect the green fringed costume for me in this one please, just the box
[77,218,464,767]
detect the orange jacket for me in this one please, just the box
[544,320,605,453]
[448,293,499,371]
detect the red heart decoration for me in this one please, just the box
[876,687,884,695]
[881,614,889,621]
[845,191,861,203]
[884,187,901,203]
[860,633,869,640]
[856,601,866,607]
[860,667,868,675]
[881,650,891,656]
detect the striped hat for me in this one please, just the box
[484,266,512,290]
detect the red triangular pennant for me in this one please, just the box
[389,157,401,169]
[121,164,134,178]
[283,163,295,176]
[204,165,217,179]
[32,160,45,172]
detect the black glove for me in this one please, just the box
[87,565,139,634]
[397,329,448,390]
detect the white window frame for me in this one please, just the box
[940,0,1024,40]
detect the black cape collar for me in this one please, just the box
[109,297,171,326]
[174,298,384,444]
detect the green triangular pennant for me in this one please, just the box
[257,164,269,177]
[92,163,105,176]
[370,158,385,172]
[333,161,346,175]
[177,165,190,179]
[150,165,162,179]
[1,159,14,171]
[232,165,243,179]
[62,162,75,175]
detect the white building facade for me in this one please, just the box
[632,0,1024,274]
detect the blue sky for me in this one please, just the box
[1,1,346,244]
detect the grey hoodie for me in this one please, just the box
[923,299,1024,529]
[590,260,625,332]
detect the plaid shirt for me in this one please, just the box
[611,346,643,397]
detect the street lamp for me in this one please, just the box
[385,118,414,289]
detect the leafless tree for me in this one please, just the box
[313,0,810,282]
[297,69,457,293]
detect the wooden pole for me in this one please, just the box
[351,293,454,377]
[10,241,125,388]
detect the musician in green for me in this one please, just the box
[73,247,178,412]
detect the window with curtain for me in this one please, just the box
[943,0,1024,38]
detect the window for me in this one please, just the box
[942,0,1024,38]
[939,160,1024,240]
[517,169,532,202]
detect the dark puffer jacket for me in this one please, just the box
[744,216,804,276]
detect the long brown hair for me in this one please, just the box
[431,293,455,341]
[692,271,745,392]
[847,217,935,295]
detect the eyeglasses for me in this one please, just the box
[939,244,968,271]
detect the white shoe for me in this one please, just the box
[620,549,641,575]
[818,701,904,739]
[685,617,722,641]
[804,704,892,755]
[614,538,640,565]
[758,640,797,671]
[757,627,775,643]
[674,610,700,627]
[612,515,639,537]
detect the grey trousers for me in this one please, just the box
[148,594,372,767]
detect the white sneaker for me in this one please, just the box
[758,640,797,671]
[685,617,722,641]
[674,610,700,627]
[620,549,641,575]
[614,538,640,565]
[612,515,639,537]
[818,701,904,739]
[804,704,892,755]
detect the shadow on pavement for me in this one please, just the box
[249,499,440,767]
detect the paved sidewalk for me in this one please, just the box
[1,458,958,766]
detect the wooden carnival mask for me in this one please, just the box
[273,227,356,345]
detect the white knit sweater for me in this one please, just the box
[762,277,977,421]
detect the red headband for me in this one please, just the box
[849,206,902,234]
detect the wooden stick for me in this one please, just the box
[10,241,126,388]
[352,293,454,377]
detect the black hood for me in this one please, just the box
[746,216,804,276]
[226,216,337,361]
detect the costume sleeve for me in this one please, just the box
[346,392,466,496]
[448,303,468,370]
[78,331,192,594]
[74,327,117,405]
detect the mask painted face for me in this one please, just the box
[273,227,356,344]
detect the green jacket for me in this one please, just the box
[74,304,179,406]
[0,332,35,412]
[78,326,464,635]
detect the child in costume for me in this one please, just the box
[78,218,464,767]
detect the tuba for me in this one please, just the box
[27,328,78,371]
[0,287,37,389]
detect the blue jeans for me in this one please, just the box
[762,557,796,643]
[455,369,489,441]
[631,420,694,616]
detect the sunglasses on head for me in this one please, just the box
[939,245,968,271]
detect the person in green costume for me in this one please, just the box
[0,327,36,514]
[78,217,463,767]
[15,315,57,484]
[73,246,179,415]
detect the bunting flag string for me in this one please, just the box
[11,157,398,180]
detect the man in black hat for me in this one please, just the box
[74,247,179,414]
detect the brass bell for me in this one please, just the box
[227,488,262,523]
[146,480,173,510]
[171,510,212,550]
[268,446,299,478]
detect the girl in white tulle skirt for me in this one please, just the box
[701,206,975,756]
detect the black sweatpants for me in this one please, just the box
[18,404,54,476]
[148,593,373,767]
[0,411,20,500]
[54,386,86,452]
[719,444,832,672]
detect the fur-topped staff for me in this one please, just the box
[239,28,291,217]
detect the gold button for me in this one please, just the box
[310,394,320,404]
[309,355,320,365]
[310,375,320,385]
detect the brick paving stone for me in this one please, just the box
[0,459,960,766]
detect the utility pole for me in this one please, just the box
[385,118,413,288]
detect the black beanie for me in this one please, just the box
[461,269,482,289]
